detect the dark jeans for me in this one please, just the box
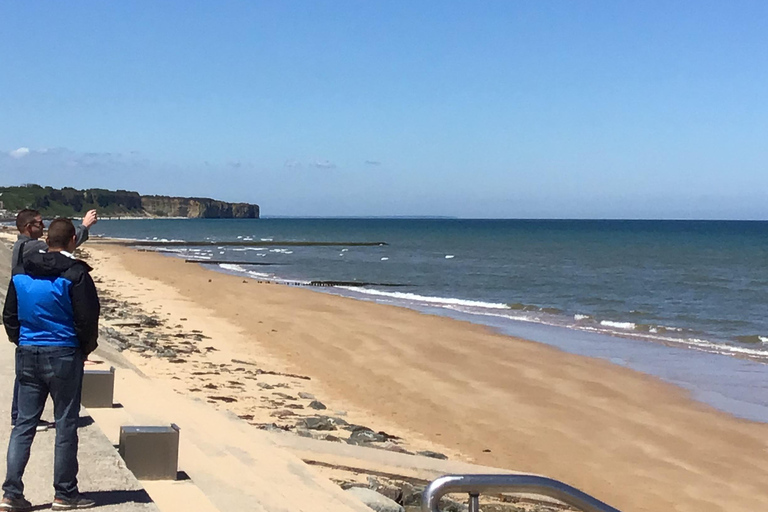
[3,346,84,500]
[11,378,50,426]
[10,377,18,426]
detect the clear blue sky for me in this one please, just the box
[1,1,767,218]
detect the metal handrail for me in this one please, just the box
[422,474,622,512]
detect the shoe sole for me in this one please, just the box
[52,504,95,510]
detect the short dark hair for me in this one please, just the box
[15,209,41,232]
[47,218,76,249]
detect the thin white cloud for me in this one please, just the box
[365,160,381,166]
[9,147,30,159]
[284,159,301,168]
[314,160,336,169]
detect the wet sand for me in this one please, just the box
[60,241,768,511]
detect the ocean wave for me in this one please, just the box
[735,335,768,344]
[681,338,768,358]
[574,314,592,321]
[599,320,636,330]
[217,264,274,281]
[338,287,509,309]
[245,270,272,279]
[219,263,249,273]
[507,302,537,311]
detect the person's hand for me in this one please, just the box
[82,209,98,228]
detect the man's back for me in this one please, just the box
[12,253,83,347]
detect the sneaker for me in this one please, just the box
[52,495,95,510]
[36,420,52,432]
[0,496,32,511]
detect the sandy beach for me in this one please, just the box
[6,229,766,511]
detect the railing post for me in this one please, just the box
[468,493,480,512]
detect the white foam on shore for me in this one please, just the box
[600,320,636,330]
[215,263,275,281]
[338,287,509,309]
[219,263,249,273]
[574,314,592,321]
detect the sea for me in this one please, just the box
[91,218,768,423]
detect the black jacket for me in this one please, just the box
[11,224,89,275]
[3,252,99,356]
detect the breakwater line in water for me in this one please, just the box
[100,239,388,247]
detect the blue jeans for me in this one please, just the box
[3,346,84,500]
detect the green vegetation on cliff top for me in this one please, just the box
[0,184,259,219]
[1,185,143,217]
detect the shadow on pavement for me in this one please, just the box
[77,416,95,428]
[82,489,154,506]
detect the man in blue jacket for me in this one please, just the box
[2,219,99,511]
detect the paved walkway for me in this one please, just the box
[0,240,159,511]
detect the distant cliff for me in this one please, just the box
[141,195,259,218]
[0,185,259,219]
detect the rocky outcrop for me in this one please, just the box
[140,196,259,219]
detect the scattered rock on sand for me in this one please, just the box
[416,450,448,460]
[208,396,238,403]
[308,400,327,410]
[347,426,398,445]
[345,487,404,512]
[298,392,315,400]
[301,416,337,431]
[400,482,425,507]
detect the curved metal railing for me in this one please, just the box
[422,474,622,512]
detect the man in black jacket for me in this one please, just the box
[11,209,96,276]
[1,219,99,511]
[10,208,96,431]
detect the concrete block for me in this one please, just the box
[119,424,180,480]
[82,366,115,408]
